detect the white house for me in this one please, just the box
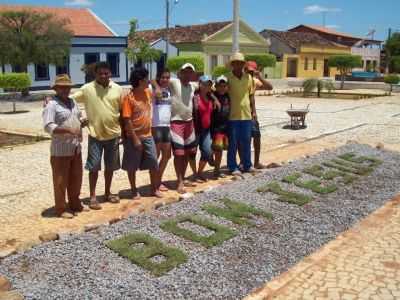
[0,4,129,89]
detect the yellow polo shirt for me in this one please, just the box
[72,81,122,141]
[227,72,253,121]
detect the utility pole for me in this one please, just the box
[322,11,327,27]
[232,0,240,53]
[165,0,170,60]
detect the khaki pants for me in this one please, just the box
[50,151,83,216]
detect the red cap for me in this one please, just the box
[246,61,258,71]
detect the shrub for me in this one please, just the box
[384,74,400,95]
[166,56,204,73]
[212,65,230,78]
[302,78,335,97]
[245,54,276,69]
[0,73,31,113]
[0,72,31,91]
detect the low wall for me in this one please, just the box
[288,79,400,92]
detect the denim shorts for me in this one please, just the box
[85,136,120,172]
[152,126,171,144]
[198,129,213,162]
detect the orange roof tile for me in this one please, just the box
[0,4,115,37]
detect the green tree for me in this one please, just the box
[0,10,72,72]
[166,56,204,73]
[302,78,335,98]
[245,54,276,69]
[125,18,162,65]
[385,33,400,73]
[384,74,400,95]
[328,55,362,89]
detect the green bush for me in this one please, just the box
[212,65,230,77]
[302,78,335,97]
[166,56,204,73]
[390,56,400,73]
[0,73,31,91]
[384,74,400,95]
[245,54,276,69]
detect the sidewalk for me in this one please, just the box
[245,195,400,300]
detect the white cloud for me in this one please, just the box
[304,5,341,14]
[64,0,93,6]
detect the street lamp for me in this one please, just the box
[165,0,179,60]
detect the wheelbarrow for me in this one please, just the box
[286,104,310,129]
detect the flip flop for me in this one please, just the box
[106,194,120,204]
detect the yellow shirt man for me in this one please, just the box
[72,81,122,141]
[226,72,253,121]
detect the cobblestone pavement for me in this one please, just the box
[245,195,400,300]
[1,93,400,252]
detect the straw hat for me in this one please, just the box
[230,52,246,63]
[52,74,73,89]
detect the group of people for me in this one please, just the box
[43,52,272,219]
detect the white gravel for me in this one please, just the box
[1,143,400,300]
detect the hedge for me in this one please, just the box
[166,56,204,73]
[0,73,31,91]
[212,65,230,77]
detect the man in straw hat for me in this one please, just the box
[226,52,259,176]
[42,74,89,218]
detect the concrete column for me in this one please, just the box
[232,0,240,53]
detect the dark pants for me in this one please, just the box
[51,151,83,216]
[227,120,252,172]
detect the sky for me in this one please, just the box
[4,0,400,40]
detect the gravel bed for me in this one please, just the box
[1,144,400,300]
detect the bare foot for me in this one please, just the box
[254,163,267,169]
[177,182,187,194]
[89,197,102,210]
[132,189,141,200]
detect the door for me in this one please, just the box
[287,58,298,77]
[84,53,100,82]
[323,59,330,77]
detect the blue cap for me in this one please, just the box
[199,75,213,83]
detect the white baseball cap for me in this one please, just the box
[216,75,228,84]
[180,63,196,71]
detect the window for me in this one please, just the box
[304,57,309,71]
[210,55,218,72]
[222,55,230,65]
[56,56,69,75]
[107,53,120,77]
[12,65,26,73]
[35,64,49,81]
[313,58,317,70]
[372,60,377,71]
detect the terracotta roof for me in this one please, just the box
[135,21,231,45]
[0,4,115,37]
[289,25,382,43]
[260,29,345,49]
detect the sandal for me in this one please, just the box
[106,194,120,204]
[59,212,74,219]
[89,201,102,210]
[159,184,169,192]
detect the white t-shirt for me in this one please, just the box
[169,78,198,121]
[152,87,172,127]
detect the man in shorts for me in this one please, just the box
[246,61,273,169]
[168,63,199,194]
[72,62,123,210]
